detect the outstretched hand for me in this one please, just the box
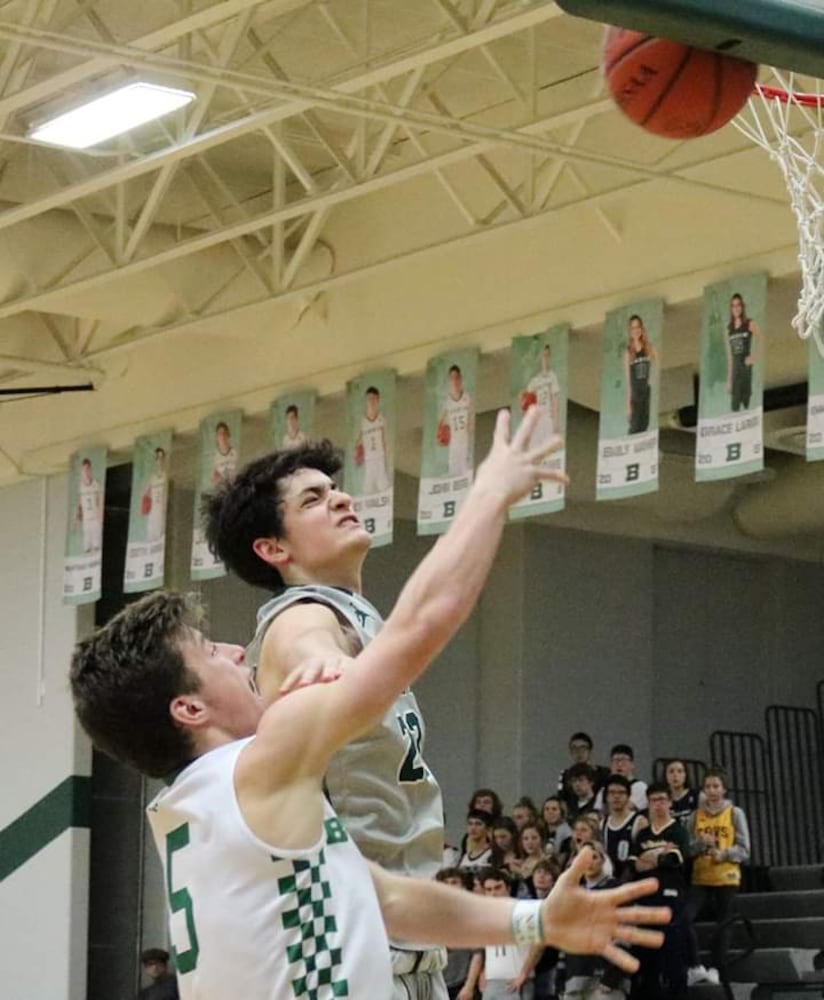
[541,847,670,973]
[473,407,568,509]
[278,654,349,695]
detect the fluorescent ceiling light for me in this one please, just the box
[30,82,196,149]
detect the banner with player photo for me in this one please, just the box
[63,445,107,605]
[190,409,242,581]
[344,370,396,548]
[270,390,316,452]
[509,326,569,518]
[417,348,478,536]
[596,299,663,500]
[696,274,767,481]
[806,336,824,461]
[124,430,172,594]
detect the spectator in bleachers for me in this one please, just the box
[664,759,700,825]
[516,823,548,894]
[492,817,523,877]
[566,816,604,872]
[530,860,562,1000]
[595,745,648,812]
[558,732,611,814]
[685,767,751,984]
[542,796,573,858]
[560,843,629,1000]
[512,795,541,832]
[477,867,540,999]
[138,949,179,1000]
[469,788,504,821]
[459,809,499,872]
[566,764,598,819]
[435,867,481,1000]
[600,774,648,882]
[628,782,691,999]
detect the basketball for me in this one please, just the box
[520,390,538,413]
[436,421,451,446]
[354,442,365,466]
[602,27,758,139]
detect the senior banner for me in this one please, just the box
[696,274,767,481]
[63,445,107,605]
[190,409,242,581]
[806,335,824,461]
[510,326,569,518]
[345,370,396,547]
[124,431,172,594]
[596,300,663,500]
[270,390,317,451]
[417,348,478,536]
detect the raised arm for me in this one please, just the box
[245,409,563,785]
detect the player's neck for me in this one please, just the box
[286,563,363,594]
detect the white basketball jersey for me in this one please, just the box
[249,586,445,947]
[360,413,386,466]
[212,446,237,484]
[444,392,472,474]
[282,429,308,451]
[147,738,392,1000]
[79,479,101,519]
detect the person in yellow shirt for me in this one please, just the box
[685,768,751,984]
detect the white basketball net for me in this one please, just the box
[733,71,824,357]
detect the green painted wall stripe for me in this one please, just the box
[0,775,91,882]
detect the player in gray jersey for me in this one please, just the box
[72,409,669,1000]
[207,435,457,996]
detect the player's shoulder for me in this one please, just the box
[262,598,344,645]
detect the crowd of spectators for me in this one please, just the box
[438,732,752,1000]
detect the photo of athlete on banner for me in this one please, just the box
[124,431,172,594]
[418,348,478,535]
[597,300,663,500]
[63,445,107,605]
[270,390,316,451]
[345,370,395,547]
[696,274,767,481]
[191,410,242,581]
[806,335,824,461]
[510,326,568,518]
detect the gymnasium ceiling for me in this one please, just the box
[0,0,820,540]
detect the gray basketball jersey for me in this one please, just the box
[249,585,445,887]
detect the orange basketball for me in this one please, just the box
[603,28,758,139]
[436,421,451,447]
[520,390,538,413]
[354,442,365,466]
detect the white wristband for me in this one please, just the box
[511,900,545,946]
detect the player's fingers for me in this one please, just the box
[511,405,539,450]
[527,434,563,463]
[602,877,662,908]
[557,846,592,885]
[493,407,512,446]
[600,943,640,974]
[279,660,322,692]
[614,926,666,949]
[537,469,570,486]
[609,904,672,927]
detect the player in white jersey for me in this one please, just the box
[356,386,390,495]
[143,447,169,543]
[521,345,561,450]
[282,405,308,451]
[71,411,667,1000]
[438,365,473,477]
[77,457,103,553]
[211,422,238,487]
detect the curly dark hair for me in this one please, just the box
[202,440,341,590]
[69,592,203,777]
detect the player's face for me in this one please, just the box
[521,828,542,855]
[569,739,591,763]
[541,346,551,371]
[543,801,562,825]
[287,412,299,432]
[81,463,93,484]
[276,469,371,574]
[180,632,262,738]
[666,761,686,789]
[703,776,726,805]
[610,753,633,776]
[629,318,644,342]
[731,296,743,318]
[606,786,630,813]
[365,393,379,419]
[483,879,509,898]
[449,369,463,396]
[648,792,671,822]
